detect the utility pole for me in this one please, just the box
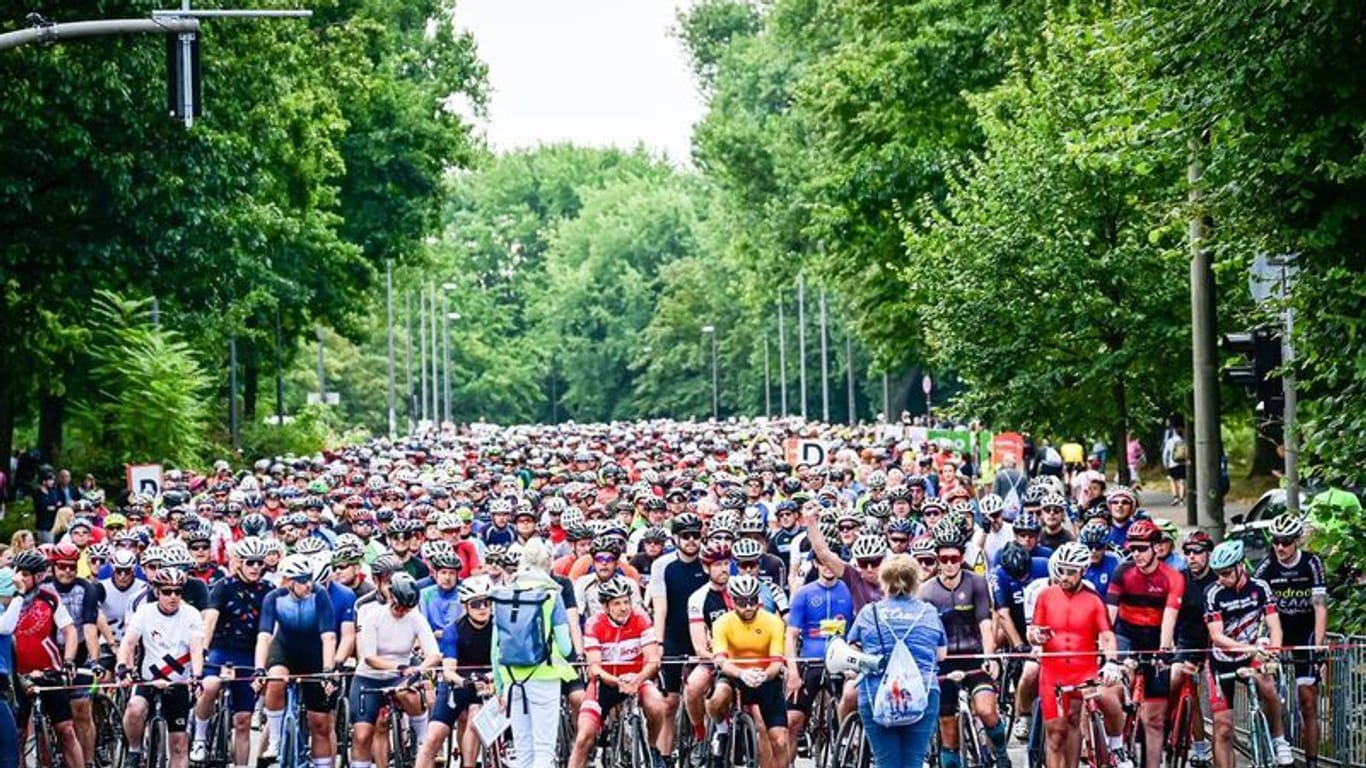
[763,335,771,418]
[315,327,326,402]
[882,372,890,424]
[418,288,428,423]
[1189,139,1225,537]
[819,290,829,422]
[441,287,452,425]
[429,283,438,424]
[274,307,285,425]
[846,333,856,425]
[798,275,807,421]
[404,291,414,431]
[777,301,788,417]
[385,259,396,438]
[228,337,239,451]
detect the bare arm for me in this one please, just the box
[801,504,846,578]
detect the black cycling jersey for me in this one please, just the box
[658,554,707,655]
[454,615,493,676]
[1175,568,1217,651]
[768,527,801,558]
[1203,575,1276,664]
[1251,551,1325,640]
[919,572,991,656]
[207,576,272,652]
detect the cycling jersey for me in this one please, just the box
[1033,584,1111,683]
[0,586,73,674]
[188,563,227,584]
[990,557,1050,635]
[1083,551,1121,595]
[919,572,991,655]
[206,576,271,652]
[1204,574,1276,664]
[712,608,785,668]
[840,566,884,613]
[324,580,358,637]
[787,578,854,659]
[131,576,210,613]
[419,583,463,633]
[259,587,337,664]
[1039,528,1074,551]
[1175,568,1217,654]
[354,601,439,680]
[96,576,146,645]
[583,607,656,677]
[52,578,99,662]
[1104,518,1134,548]
[1106,560,1184,635]
[686,585,733,633]
[438,615,492,676]
[126,601,204,682]
[1251,550,1326,641]
[483,525,516,547]
[651,553,707,656]
[768,527,801,558]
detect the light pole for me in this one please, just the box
[386,259,396,438]
[446,309,461,422]
[441,283,457,425]
[702,325,718,421]
[777,301,788,416]
[418,289,428,423]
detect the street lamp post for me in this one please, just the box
[702,325,718,421]
[441,283,457,425]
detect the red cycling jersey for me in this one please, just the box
[1105,560,1184,632]
[583,607,656,677]
[1034,584,1112,721]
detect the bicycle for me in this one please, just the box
[23,672,72,768]
[1054,678,1114,768]
[199,664,235,768]
[704,681,761,768]
[333,671,352,768]
[1164,662,1202,768]
[933,668,993,768]
[131,678,181,768]
[267,675,313,768]
[1219,662,1281,768]
[804,670,840,768]
[92,673,129,768]
[830,709,870,768]
[594,691,654,768]
[467,674,512,768]
[361,676,428,768]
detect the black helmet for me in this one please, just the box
[390,572,420,609]
[13,549,49,574]
[999,541,1032,581]
[672,513,703,535]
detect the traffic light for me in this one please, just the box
[1222,327,1284,415]
[166,30,201,121]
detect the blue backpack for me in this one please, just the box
[491,583,552,667]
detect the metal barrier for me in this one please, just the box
[1232,633,1366,766]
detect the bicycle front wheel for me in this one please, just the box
[1249,710,1274,768]
[960,708,989,768]
[147,718,171,768]
[1166,693,1193,768]
[628,712,654,768]
[334,695,351,768]
[730,712,760,768]
[1087,710,1110,768]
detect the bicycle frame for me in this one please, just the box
[1055,679,1114,768]
[1217,664,1280,768]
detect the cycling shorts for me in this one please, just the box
[938,658,996,717]
[1114,631,1170,699]
[264,646,335,714]
[786,665,831,714]
[580,678,658,725]
[658,655,688,695]
[132,684,192,733]
[1282,628,1320,686]
[432,683,481,727]
[717,673,787,730]
[350,676,415,726]
[206,649,258,714]
[1205,659,1247,715]
[16,680,72,729]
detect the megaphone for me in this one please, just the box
[825,637,882,675]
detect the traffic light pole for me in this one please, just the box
[0,17,201,52]
[1282,296,1300,515]
[1189,146,1225,538]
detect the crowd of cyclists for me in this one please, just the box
[0,418,1333,768]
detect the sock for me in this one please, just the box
[1108,736,1122,750]
[265,708,284,748]
[715,720,729,734]
[1192,740,1211,756]
[409,712,430,743]
[312,759,333,768]
[352,762,373,768]
[985,721,1008,757]
[693,722,705,741]
[940,749,961,768]
[194,716,210,742]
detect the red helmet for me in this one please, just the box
[51,541,81,565]
[1126,519,1160,545]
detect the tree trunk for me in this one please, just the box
[0,387,13,501]
[1250,417,1282,477]
[244,362,259,424]
[1112,377,1130,486]
[37,394,65,467]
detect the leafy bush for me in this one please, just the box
[66,292,213,481]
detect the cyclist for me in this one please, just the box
[685,538,735,765]
[800,503,885,612]
[569,575,666,768]
[1038,492,1075,550]
[117,568,205,768]
[1203,539,1293,768]
[706,574,789,768]
[647,512,707,762]
[183,527,227,584]
[990,542,1048,742]
[95,549,145,664]
[48,542,102,768]
[417,575,495,768]
[576,535,642,619]
[783,553,853,765]
[767,500,803,558]
[1,549,84,768]
[1103,487,1139,547]
[350,572,440,768]
[733,537,788,617]
[1030,543,1122,768]
[1106,518,1183,768]
[253,553,339,765]
[1151,518,1185,572]
[1077,521,1121,595]
[1173,530,1217,768]
[418,541,464,637]
[921,520,1008,768]
[737,515,788,590]
[1252,513,1327,768]
[191,537,272,767]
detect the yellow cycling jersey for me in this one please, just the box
[712,608,786,668]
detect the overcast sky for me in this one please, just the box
[455,0,704,165]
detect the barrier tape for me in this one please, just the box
[18,640,1349,693]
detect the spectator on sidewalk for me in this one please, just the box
[32,469,62,544]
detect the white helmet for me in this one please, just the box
[278,554,315,581]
